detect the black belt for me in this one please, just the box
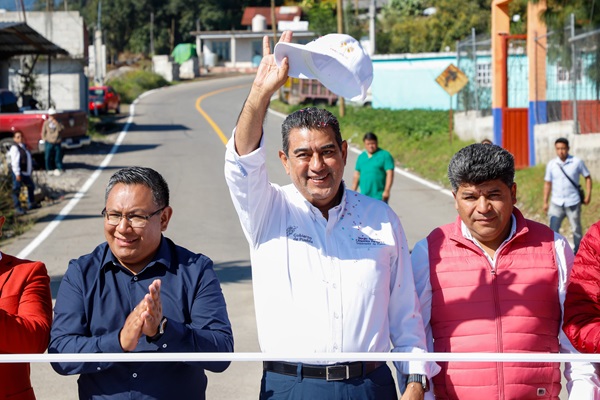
[263,361,385,381]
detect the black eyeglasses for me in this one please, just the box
[101,207,165,228]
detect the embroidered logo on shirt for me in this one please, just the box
[356,235,385,246]
[286,226,298,237]
[286,226,314,244]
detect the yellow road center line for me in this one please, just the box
[195,84,249,145]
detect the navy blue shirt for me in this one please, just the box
[49,236,233,399]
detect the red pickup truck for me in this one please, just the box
[0,89,90,173]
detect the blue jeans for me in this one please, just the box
[549,202,582,253]
[259,363,397,400]
[45,142,63,171]
[11,171,35,211]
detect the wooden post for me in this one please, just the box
[449,95,453,144]
[271,0,278,44]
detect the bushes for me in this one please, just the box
[108,70,170,104]
[0,173,27,238]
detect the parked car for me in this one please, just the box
[0,89,90,174]
[89,86,120,114]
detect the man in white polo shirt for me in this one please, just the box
[224,31,438,400]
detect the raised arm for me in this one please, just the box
[234,31,292,156]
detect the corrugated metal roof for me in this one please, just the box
[0,21,68,58]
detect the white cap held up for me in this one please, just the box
[274,33,373,102]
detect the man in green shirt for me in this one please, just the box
[352,132,395,202]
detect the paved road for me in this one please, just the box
[4,75,566,399]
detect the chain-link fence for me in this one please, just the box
[456,30,492,116]
[456,31,529,114]
[539,18,600,135]
[457,18,600,137]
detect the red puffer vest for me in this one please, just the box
[563,220,600,353]
[427,209,561,400]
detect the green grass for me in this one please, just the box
[108,70,170,104]
[271,100,600,234]
[0,174,33,238]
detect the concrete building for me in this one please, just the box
[0,10,88,111]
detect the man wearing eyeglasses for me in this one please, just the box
[49,166,233,399]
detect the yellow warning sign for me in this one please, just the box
[435,64,469,96]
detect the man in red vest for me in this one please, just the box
[0,212,52,399]
[410,143,597,399]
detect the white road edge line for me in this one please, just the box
[267,108,453,198]
[16,89,160,260]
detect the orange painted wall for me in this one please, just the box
[492,0,511,109]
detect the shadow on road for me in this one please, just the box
[213,260,251,284]
[128,123,190,133]
[50,276,62,299]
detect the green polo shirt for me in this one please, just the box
[355,148,394,200]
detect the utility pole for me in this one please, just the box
[196,18,203,76]
[369,0,375,55]
[170,18,175,54]
[94,0,104,85]
[150,12,154,56]
[570,13,579,135]
[271,0,278,43]
[337,0,345,117]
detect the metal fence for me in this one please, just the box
[456,29,492,115]
[539,17,600,135]
[457,18,600,136]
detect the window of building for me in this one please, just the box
[476,62,492,87]
[211,41,230,62]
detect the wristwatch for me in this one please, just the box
[407,374,429,392]
[148,316,167,342]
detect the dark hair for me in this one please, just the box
[280,107,342,156]
[105,166,170,208]
[555,137,569,147]
[363,132,377,142]
[448,143,515,192]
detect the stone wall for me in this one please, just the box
[152,56,179,82]
[454,111,494,143]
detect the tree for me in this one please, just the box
[299,0,337,36]
[44,0,280,58]
[378,0,490,54]
[531,0,600,96]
